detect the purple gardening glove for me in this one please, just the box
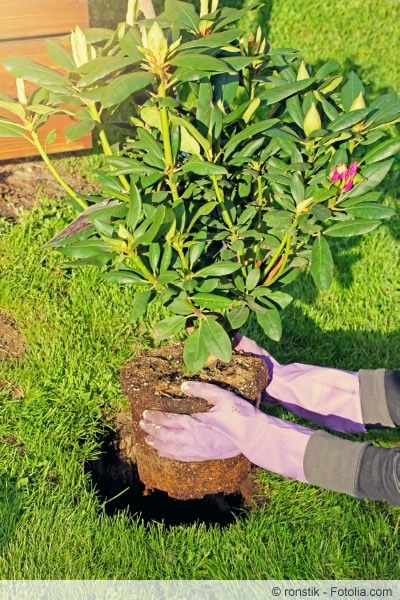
[140,381,314,483]
[234,334,365,434]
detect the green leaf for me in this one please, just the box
[227,305,250,329]
[223,119,279,158]
[327,108,370,132]
[181,159,228,177]
[310,236,333,291]
[315,60,341,80]
[196,262,241,277]
[105,156,160,176]
[133,205,166,247]
[44,129,57,145]
[131,290,153,322]
[127,182,142,230]
[214,5,262,31]
[183,327,209,373]
[259,78,315,105]
[169,114,211,152]
[324,219,381,237]
[246,268,260,291]
[103,271,147,284]
[137,128,165,164]
[202,319,232,363]
[77,56,138,87]
[155,315,188,340]
[256,306,282,341]
[187,202,218,233]
[64,119,95,142]
[286,95,304,128]
[168,298,194,315]
[191,293,233,310]
[149,243,161,272]
[46,39,76,71]
[365,102,400,127]
[164,0,200,33]
[2,56,70,88]
[178,29,243,51]
[260,291,293,309]
[346,204,395,220]
[179,126,201,154]
[291,173,305,204]
[341,72,365,111]
[0,99,26,119]
[119,29,143,60]
[92,219,116,238]
[0,120,26,138]
[101,72,156,108]
[59,240,112,259]
[170,53,231,73]
[362,138,400,165]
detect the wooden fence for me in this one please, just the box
[0,0,92,160]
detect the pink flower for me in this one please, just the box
[330,161,358,192]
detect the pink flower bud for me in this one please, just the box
[330,161,358,192]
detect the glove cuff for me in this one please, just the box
[359,369,396,429]
[304,431,370,497]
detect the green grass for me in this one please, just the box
[0,0,400,580]
[0,195,399,579]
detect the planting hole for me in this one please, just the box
[85,420,250,527]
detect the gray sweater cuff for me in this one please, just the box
[359,369,396,429]
[304,431,370,497]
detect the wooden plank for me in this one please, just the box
[0,114,92,160]
[1,0,89,41]
[0,1,92,159]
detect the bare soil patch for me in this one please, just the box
[0,157,96,222]
[0,310,26,362]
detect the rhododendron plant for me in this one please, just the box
[1,0,399,371]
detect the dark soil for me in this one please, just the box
[120,343,269,500]
[0,157,97,222]
[0,310,26,362]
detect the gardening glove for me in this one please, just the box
[140,381,314,482]
[142,382,400,504]
[234,334,396,433]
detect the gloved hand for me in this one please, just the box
[234,334,365,434]
[140,381,314,482]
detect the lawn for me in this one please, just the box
[0,0,399,580]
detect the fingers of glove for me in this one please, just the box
[144,436,240,461]
[182,381,251,410]
[141,409,194,430]
[182,381,259,419]
[139,415,207,446]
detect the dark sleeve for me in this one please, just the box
[355,444,400,506]
[385,370,400,427]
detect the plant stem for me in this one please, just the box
[30,131,88,211]
[158,86,180,203]
[173,242,190,273]
[129,252,157,285]
[211,176,235,232]
[261,234,289,281]
[88,104,130,193]
[263,235,291,286]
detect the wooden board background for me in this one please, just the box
[0,0,91,160]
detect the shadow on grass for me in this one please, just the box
[0,478,22,552]
[247,297,400,372]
